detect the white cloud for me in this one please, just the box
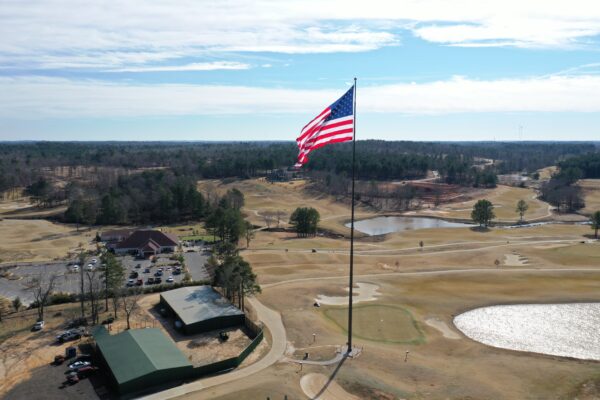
[109,62,251,72]
[3,74,600,118]
[2,0,600,71]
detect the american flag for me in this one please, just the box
[295,85,354,167]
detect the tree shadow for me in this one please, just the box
[469,226,490,232]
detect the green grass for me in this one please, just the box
[324,304,425,344]
[180,234,215,242]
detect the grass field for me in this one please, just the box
[0,219,94,263]
[414,184,550,222]
[324,304,424,344]
[198,178,377,235]
[578,179,600,216]
[5,176,600,400]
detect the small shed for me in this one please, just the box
[160,286,245,335]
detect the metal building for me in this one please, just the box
[92,326,193,396]
[159,286,245,335]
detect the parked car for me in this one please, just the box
[32,320,45,331]
[157,267,163,272]
[67,371,79,384]
[135,263,141,269]
[147,277,155,284]
[90,259,97,264]
[67,317,87,328]
[130,271,139,279]
[101,316,114,325]
[166,276,174,283]
[136,278,143,286]
[86,264,94,271]
[154,271,163,277]
[58,330,82,343]
[144,268,150,273]
[126,279,135,287]
[77,366,98,378]
[53,354,65,365]
[72,265,80,272]
[173,268,181,275]
[68,360,91,371]
[154,277,162,284]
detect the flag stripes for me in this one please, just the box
[294,86,354,167]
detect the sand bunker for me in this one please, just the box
[300,373,359,400]
[316,282,380,306]
[425,317,461,340]
[503,253,529,266]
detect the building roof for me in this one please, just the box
[116,230,179,250]
[92,326,191,385]
[100,229,134,240]
[160,286,244,327]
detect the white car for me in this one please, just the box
[68,361,91,370]
[32,321,45,331]
[166,276,174,283]
[86,264,94,271]
[90,258,97,264]
[72,265,80,272]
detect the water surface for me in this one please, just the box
[348,216,471,235]
[454,303,600,361]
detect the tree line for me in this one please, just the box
[2,141,597,198]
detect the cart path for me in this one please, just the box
[141,296,287,400]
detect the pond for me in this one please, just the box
[454,303,600,361]
[347,216,472,235]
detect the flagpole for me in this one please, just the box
[347,77,357,354]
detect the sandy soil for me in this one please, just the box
[424,317,461,340]
[503,253,529,266]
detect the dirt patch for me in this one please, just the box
[300,373,360,400]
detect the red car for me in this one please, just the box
[77,366,98,378]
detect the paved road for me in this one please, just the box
[141,296,287,400]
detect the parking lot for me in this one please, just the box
[0,250,211,304]
[3,355,108,400]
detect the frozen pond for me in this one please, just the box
[454,303,600,361]
[348,216,472,235]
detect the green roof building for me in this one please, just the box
[92,326,193,396]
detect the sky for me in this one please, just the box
[2,0,600,141]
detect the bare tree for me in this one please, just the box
[85,269,103,325]
[244,221,255,248]
[78,251,87,318]
[121,288,142,330]
[262,211,275,229]
[29,271,58,321]
[275,210,285,228]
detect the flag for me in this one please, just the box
[295,85,354,167]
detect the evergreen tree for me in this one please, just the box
[471,199,495,228]
[289,207,320,237]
